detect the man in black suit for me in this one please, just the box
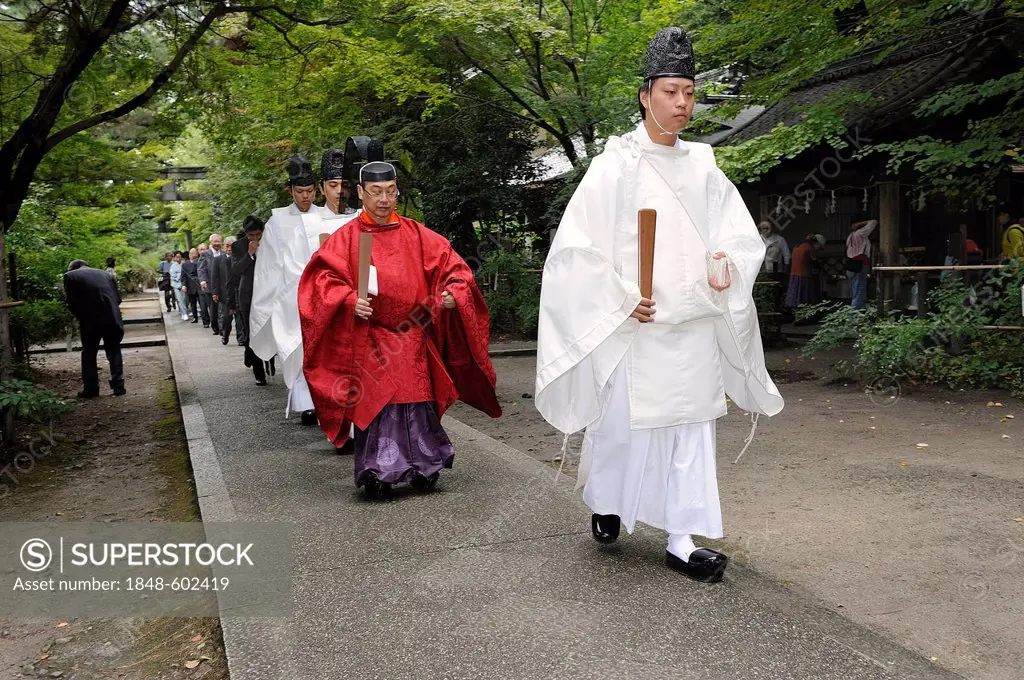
[211,236,240,345]
[63,260,125,398]
[180,248,202,322]
[198,233,223,335]
[230,217,267,385]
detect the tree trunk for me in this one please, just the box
[0,230,13,445]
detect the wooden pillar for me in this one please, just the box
[879,181,901,305]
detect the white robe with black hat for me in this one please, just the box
[250,203,358,415]
[535,122,784,537]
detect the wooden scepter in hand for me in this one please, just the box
[354,232,374,320]
[633,208,657,323]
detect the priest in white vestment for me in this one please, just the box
[535,27,784,583]
[249,152,358,431]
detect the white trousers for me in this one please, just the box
[581,361,724,539]
[287,371,315,415]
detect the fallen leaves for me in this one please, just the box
[916,443,929,449]
[900,461,909,467]
[183,656,211,670]
[987,401,1004,407]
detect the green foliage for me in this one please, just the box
[9,301,76,346]
[479,251,542,337]
[0,380,73,424]
[406,91,538,249]
[803,264,1024,395]
[686,0,1024,200]
[713,96,862,184]
[8,199,163,303]
[866,68,1024,204]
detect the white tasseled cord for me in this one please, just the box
[733,412,759,464]
[555,432,572,483]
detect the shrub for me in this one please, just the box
[479,251,542,337]
[0,379,73,424]
[803,262,1024,395]
[10,301,76,346]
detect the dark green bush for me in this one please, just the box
[803,261,1024,395]
[10,300,76,346]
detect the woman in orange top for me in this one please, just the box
[785,233,825,308]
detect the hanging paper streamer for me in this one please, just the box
[915,189,926,212]
[830,190,837,216]
[862,188,868,211]
[804,195,811,214]
[775,195,782,215]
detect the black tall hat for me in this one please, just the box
[286,154,315,187]
[243,215,265,233]
[641,27,695,82]
[343,136,386,184]
[359,161,397,184]
[321,149,346,182]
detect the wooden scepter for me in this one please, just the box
[357,232,373,300]
[638,209,657,299]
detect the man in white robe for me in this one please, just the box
[535,27,784,583]
[249,152,358,430]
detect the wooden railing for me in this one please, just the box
[871,265,1017,327]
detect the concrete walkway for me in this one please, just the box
[163,309,960,680]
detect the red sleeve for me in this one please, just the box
[420,227,502,418]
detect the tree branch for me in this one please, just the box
[116,0,194,34]
[43,3,229,152]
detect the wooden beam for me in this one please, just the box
[878,181,900,302]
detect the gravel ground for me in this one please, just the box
[449,345,1024,680]
[0,343,228,680]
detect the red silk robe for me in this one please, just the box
[298,211,501,446]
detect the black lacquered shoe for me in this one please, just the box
[591,513,620,544]
[665,548,728,583]
[300,409,318,426]
[335,439,355,455]
[363,472,391,501]
[410,472,440,491]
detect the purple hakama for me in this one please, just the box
[354,402,454,487]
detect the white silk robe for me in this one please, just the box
[535,123,784,534]
[250,203,358,415]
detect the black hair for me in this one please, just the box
[106,256,116,268]
[638,80,651,120]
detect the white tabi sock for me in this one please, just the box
[667,534,697,562]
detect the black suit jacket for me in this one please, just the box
[180,260,201,295]
[63,266,123,332]
[210,250,233,303]
[198,250,220,294]
[229,235,256,313]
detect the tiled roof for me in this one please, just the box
[533,136,587,183]
[721,17,1002,145]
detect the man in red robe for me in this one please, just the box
[298,161,501,499]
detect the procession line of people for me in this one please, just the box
[160,26,783,585]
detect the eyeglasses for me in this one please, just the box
[364,189,399,199]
